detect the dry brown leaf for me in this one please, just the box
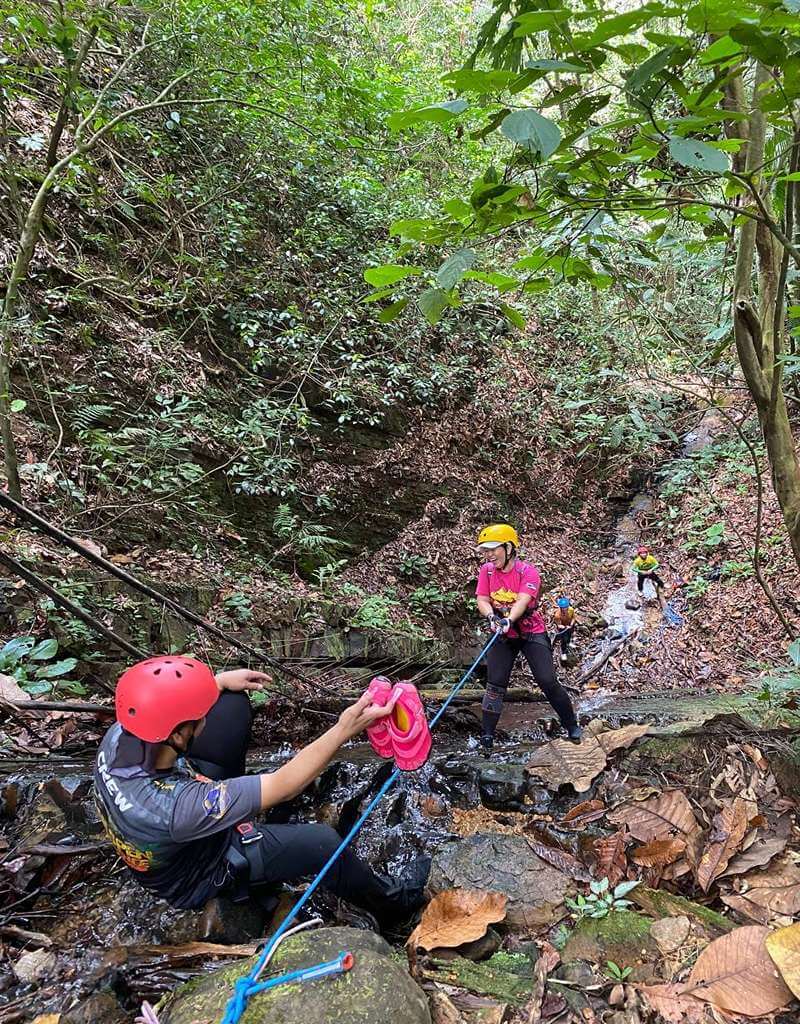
[525,837,591,883]
[684,924,793,1017]
[408,889,507,952]
[719,833,789,879]
[560,799,606,829]
[632,837,686,869]
[741,744,769,772]
[606,789,699,843]
[766,921,800,999]
[31,1017,61,1024]
[592,830,628,888]
[721,856,800,925]
[0,672,29,703]
[696,797,750,893]
[638,984,708,1023]
[594,722,650,753]
[527,723,649,793]
[526,738,607,792]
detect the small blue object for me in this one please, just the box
[663,603,684,627]
[557,597,570,609]
[219,633,501,1024]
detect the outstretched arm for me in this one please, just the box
[258,691,396,809]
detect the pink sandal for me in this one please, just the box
[387,682,432,771]
[365,676,394,759]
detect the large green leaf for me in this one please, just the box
[442,69,516,93]
[418,287,451,325]
[668,135,729,173]
[378,298,409,323]
[525,58,588,73]
[625,46,678,102]
[29,638,58,660]
[686,0,766,33]
[512,9,570,36]
[500,109,561,160]
[500,303,527,328]
[436,248,476,289]
[463,270,519,293]
[577,3,674,48]
[34,657,78,679]
[363,264,421,287]
[387,99,468,131]
[729,24,787,65]
[699,34,744,66]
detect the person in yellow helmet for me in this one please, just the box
[475,524,581,751]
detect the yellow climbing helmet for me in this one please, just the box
[476,524,520,549]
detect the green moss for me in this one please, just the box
[631,887,734,935]
[634,737,697,763]
[425,952,533,1005]
[573,909,652,946]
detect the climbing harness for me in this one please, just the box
[219,630,501,1024]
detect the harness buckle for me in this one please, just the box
[236,822,262,845]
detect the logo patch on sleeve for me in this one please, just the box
[202,782,229,820]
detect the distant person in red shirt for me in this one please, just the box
[475,524,581,753]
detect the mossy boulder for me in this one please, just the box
[158,927,430,1024]
[428,833,574,929]
[561,910,659,982]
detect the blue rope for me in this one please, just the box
[220,630,500,1024]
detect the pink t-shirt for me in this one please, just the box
[475,559,545,638]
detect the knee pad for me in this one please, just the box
[482,686,505,715]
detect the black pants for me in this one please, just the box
[482,633,578,738]
[190,691,415,917]
[554,626,574,654]
[637,571,664,593]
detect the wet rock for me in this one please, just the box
[650,915,690,955]
[160,926,431,1024]
[561,910,658,982]
[428,833,575,930]
[420,795,447,819]
[524,784,552,814]
[430,757,481,807]
[478,764,526,809]
[555,960,604,988]
[386,790,408,826]
[13,947,58,984]
[624,599,642,611]
[62,991,127,1024]
[200,896,268,943]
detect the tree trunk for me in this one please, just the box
[729,63,800,572]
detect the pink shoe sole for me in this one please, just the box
[365,676,394,759]
[387,682,432,771]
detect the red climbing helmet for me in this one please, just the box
[637,545,649,557]
[115,656,219,743]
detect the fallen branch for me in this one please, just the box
[578,631,638,685]
[0,698,114,715]
[0,546,145,670]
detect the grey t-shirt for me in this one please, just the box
[94,724,261,908]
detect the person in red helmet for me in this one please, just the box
[94,656,430,922]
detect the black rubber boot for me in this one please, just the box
[479,734,494,756]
